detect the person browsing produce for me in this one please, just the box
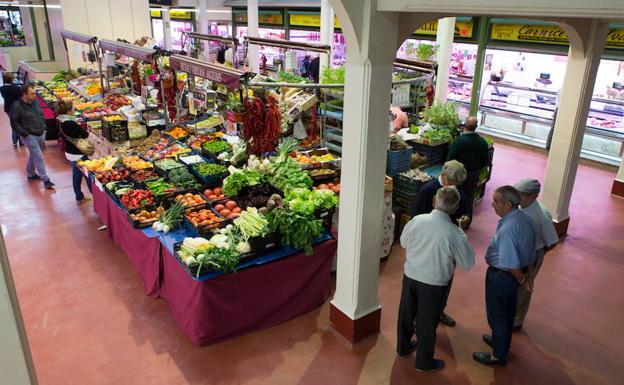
[473,186,535,367]
[57,101,92,204]
[512,178,559,330]
[11,83,55,189]
[1,72,23,147]
[446,116,490,227]
[398,186,475,372]
[413,160,469,328]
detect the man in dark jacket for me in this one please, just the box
[447,116,490,225]
[1,72,23,147]
[11,83,55,189]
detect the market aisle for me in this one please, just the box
[1,112,623,385]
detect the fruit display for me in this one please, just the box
[95,167,131,183]
[213,200,241,220]
[166,126,189,140]
[144,138,174,160]
[175,192,207,208]
[202,187,226,201]
[79,156,118,173]
[309,168,337,178]
[85,83,101,96]
[105,94,132,110]
[74,101,104,111]
[129,207,165,226]
[103,115,124,123]
[314,182,340,194]
[120,190,155,210]
[123,156,152,171]
[157,143,191,160]
[185,208,225,229]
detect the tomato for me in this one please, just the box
[208,194,218,200]
[213,187,222,195]
[227,213,239,220]
[318,184,328,189]
[220,209,231,217]
[204,189,213,196]
[225,200,237,210]
[215,204,225,211]
[232,207,241,214]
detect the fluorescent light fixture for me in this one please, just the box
[0,2,61,8]
[148,7,230,13]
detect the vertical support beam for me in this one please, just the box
[330,2,398,344]
[469,16,489,116]
[434,17,455,104]
[320,0,335,77]
[247,0,260,73]
[611,156,624,197]
[197,0,208,58]
[542,19,609,236]
[162,9,173,50]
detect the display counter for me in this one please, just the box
[17,60,67,82]
[88,175,337,346]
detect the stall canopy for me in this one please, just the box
[184,32,240,48]
[98,39,156,62]
[169,54,247,90]
[60,30,97,48]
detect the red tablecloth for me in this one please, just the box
[92,183,162,297]
[160,239,337,346]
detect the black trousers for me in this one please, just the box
[464,170,480,219]
[486,267,519,361]
[397,275,447,369]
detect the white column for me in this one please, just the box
[319,0,335,79]
[247,0,260,73]
[542,20,609,227]
[197,0,208,57]
[434,17,455,104]
[330,6,398,336]
[162,9,173,50]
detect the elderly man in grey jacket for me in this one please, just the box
[11,83,55,189]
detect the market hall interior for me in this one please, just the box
[0,110,622,384]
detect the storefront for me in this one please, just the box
[398,18,624,166]
[150,9,195,51]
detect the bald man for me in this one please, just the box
[447,116,490,227]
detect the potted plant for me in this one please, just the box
[421,102,461,140]
[415,43,439,61]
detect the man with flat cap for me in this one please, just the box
[513,178,559,330]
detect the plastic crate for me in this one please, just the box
[248,233,281,255]
[386,146,413,177]
[315,208,335,232]
[190,162,229,186]
[392,189,419,216]
[183,206,227,236]
[127,205,163,228]
[153,159,186,177]
[101,118,129,142]
[393,174,429,195]
[408,142,449,164]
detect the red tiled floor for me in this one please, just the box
[1,113,623,385]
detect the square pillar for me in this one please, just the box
[329,5,399,344]
[434,17,456,104]
[542,20,609,237]
[611,156,624,197]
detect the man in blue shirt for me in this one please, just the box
[473,185,536,366]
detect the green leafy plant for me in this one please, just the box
[422,102,461,130]
[415,43,438,61]
[321,66,345,84]
[226,92,244,113]
[267,207,324,255]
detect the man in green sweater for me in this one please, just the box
[447,116,490,227]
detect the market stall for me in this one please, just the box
[181,31,240,67]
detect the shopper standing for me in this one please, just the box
[473,186,535,366]
[1,72,23,147]
[11,83,55,189]
[413,159,470,328]
[300,55,312,79]
[513,179,559,329]
[446,116,490,227]
[57,101,92,204]
[398,186,475,371]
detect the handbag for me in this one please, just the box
[59,124,95,156]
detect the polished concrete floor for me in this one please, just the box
[1,114,623,385]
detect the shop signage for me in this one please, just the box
[234,12,284,25]
[491,24,568,45]
[414,20,473,38]
[288,13,341,29]
[98,40,155,62]
[149,10,193,19]
[169,55,243,90]
[606,29,624,49]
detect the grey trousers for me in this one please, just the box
[515,248,546,327]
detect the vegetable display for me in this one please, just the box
[96,167,130,183]
[421,128,453,144]
[267,208,324,255]
[131,169,159,182]
[152,201,185,233]
[285,188,338,215]
[193,163,227,177]
[175,192,207,208]
[243,97,280,156]
[154,158,184,171]
[203,187,225,201]
[222,168,264,197]
[120,190,155,209]
[179,154,206,165]
[202,140,231,155]
[214,200,241,220]
[233,207,269,240]
[167,168,198,188]
[130,207,165,225]
[185,208,225,229]
[145,178,178,196]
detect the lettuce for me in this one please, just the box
[311,189,338,211]
[288,198,315,216]
[222,168,264,197]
